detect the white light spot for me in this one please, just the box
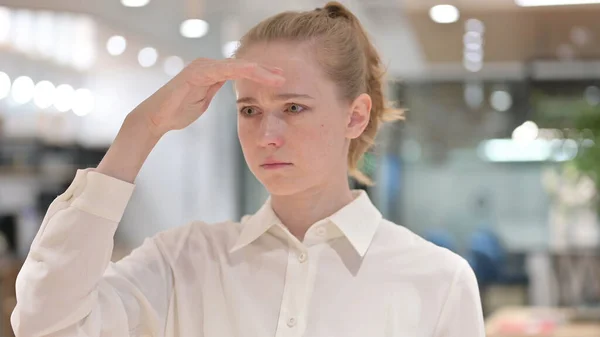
[54,84,75,112]
[490,90,513,112]
[163,56,184,76]
[138,47,158,67]
[33,80,55,109]
[107,35,127,56]
[180,19,209,38]
[11,76,35,104]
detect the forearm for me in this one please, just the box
[96,111,162,183]
[12,170,136,336]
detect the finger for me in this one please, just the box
[218,58,282,76]
[190,59,285,86]
[240,64,286,86]
[261,64,284,74]
[213,61,285,85]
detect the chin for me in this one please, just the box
[257,174,309,196]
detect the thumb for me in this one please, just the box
[201,81,226,111]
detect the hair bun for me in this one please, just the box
[324,1,352,20]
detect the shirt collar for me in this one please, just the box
[229,198,282,253]
[229,190,382,257]
[328,190,382,256]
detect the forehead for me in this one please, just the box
[235,41,330,97]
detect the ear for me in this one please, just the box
[345,93,372,139]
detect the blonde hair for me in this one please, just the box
[235,1,403,185]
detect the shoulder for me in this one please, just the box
[372,221,483,332]
[371,219,471,279]
[150,219,243,264]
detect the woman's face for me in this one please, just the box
[235,41,369,196]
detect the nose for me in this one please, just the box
[258,112,285,148]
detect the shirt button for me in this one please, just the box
[298,252,307,263]
[287,317,297,327]
[316,227,327,237]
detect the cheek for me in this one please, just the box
[237,120,255,154]
[297,122,345,162]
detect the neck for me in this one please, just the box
[270,177,354,241]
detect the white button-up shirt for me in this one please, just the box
[12,169,485,337]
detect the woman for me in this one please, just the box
[12,2,484,336]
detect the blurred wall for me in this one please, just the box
[399,154,551,253]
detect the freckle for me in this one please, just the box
[321,124,324,127]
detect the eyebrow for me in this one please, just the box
[236,93,314,104]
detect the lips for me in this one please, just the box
[260,160,292,169]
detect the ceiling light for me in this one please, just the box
[463,31,483,49]
[107,35,127,56]
[164,56,185,76]
[72,88,94,116]
[465,19,485,34]
[11,76,35,104]
[13,9,34,53]
[138,47,158,67]
[72,44,95,71]
[463,59,483,72]
[490,90,513,112]
[54,84,75,112]
[52,14,74,66]
[121,0,150,8]
[33,80,55,109]
[515,0,600,6]
[34,11,55,58]
[429,5,460,24]
[180,19,209,38]
[0,7,11,44]
[464,51,484,63]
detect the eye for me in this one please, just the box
[286,103,305,114]
[240,106,259,116]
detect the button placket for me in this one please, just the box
[275,245,310,337]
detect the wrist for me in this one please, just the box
[126,110,166,141]
[96,113,162,183]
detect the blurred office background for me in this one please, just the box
[1,0,600,336]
